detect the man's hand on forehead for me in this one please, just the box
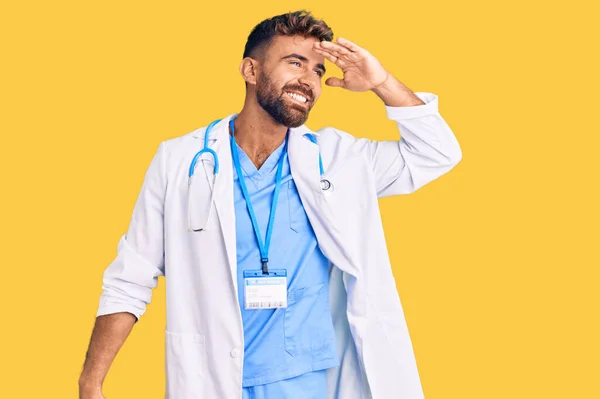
[312,37,389,92]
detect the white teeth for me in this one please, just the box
[287,92,307,103]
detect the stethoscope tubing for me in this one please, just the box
[187,117,332,232]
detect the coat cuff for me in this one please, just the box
[385,92,439,120]
[96,303,142,322]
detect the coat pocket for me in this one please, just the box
[284,283,335,357]
[165,330,206,399]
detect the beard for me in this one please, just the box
[256,74,314,128]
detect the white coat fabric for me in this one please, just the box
[96,92,462,399]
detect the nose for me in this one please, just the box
[298,70,319,93]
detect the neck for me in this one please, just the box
[231,97,289,169]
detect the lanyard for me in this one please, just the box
[230,118,288,275]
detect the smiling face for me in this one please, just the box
[252,35,326,127]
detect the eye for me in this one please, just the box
[314,70,323,77]
[290,61,301,67]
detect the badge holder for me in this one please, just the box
[243,269,288,310]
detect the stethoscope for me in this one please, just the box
[187,117,331,232]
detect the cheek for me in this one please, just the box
[271,67,295,84]
[259,67,285,89]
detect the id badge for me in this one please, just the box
[243,269,288,310]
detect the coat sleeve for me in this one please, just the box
[96,141,168,322]
[364,92,462,197]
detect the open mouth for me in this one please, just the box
[285,91,310,106]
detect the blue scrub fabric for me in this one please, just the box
[242,369,327,399]
[231,135,339,388]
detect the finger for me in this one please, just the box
[313,47,346,68]
[314,46,345,65]
[318,40,353,56]
[325,77,345,88]
[336,37,363,53]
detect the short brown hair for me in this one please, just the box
[243,10,334,60]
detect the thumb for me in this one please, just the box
[325,77,345,88]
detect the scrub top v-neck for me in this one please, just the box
[230,134,339,387]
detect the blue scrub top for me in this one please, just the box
[231,135,339,387]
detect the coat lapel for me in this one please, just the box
[193,115,238,291]
[288,126,322,196]
[288,126,340,258]
[288,125,360,278]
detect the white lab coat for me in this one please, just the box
[97,92,462,399]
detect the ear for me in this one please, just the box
[239,57,258,86]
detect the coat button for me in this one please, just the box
[230,348,240,358]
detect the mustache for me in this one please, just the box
[282,85,313,102]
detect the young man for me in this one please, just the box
[79,10,462,399]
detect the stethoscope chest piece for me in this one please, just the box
[320,178,333,193]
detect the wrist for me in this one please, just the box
[371,71,391,93]
[371,73,425,107]
[78,373,103,390]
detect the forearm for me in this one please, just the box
[79,312,136,390]
[371,73,425,107]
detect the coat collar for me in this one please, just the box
[192,114,323,195]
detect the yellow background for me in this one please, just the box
[1,0,598,398]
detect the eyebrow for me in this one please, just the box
[281,53,326,74]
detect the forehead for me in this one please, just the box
[264,35,324,64]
